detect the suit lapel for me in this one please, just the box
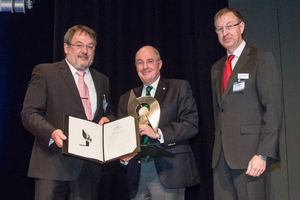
[59,60,86,117]
[154,78,168,104]
[132,77,167,106]
[90,69,102,116]
[133,86,143,97]
[216,57,226,106]
[222,45,251,101]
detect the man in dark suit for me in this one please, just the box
[118,45,199,200]
[21,25,115,200]
[211,8,282,200]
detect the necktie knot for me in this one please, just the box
[76,71,86,77]
[146,86,153,96]
[227,54,235,62]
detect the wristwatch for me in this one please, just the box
[258,155,267,160]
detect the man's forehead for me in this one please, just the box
[217,12,236,21]
[215,13,237,25]
[136,52,156,60]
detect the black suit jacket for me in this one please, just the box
[21,59,115,181]
[211,44,282,169]
[118,77,200,199]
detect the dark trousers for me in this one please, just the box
[34,162,100,200]
[213,149,271,200]
[132,159,185,200]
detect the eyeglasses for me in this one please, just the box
[69,43,95,51]
[135,59,159,67]
[215,22,242,33]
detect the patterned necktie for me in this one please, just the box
[146,86,153,96]
[222,54,235,92]
[76,71,93,120]
[142,86,153,145]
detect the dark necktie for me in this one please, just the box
[142,85,153,161]
[222,55,235,92]
[146,85,153,96]
[142,86,153,145]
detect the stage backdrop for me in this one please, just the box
[0,0,227,199]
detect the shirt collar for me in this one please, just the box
[65,58,90,76]
[143,76,160,92]
[227,40,246,58]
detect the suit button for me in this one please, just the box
[220,131,222,134]
[221,109,224,112]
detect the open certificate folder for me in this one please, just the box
[62,115,140,163]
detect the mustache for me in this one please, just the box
[78,53,89,59]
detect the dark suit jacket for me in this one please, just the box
[118,77,200,199]
[211,44,282,169]
[21,59,115,181]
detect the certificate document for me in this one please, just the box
[62,115,140,163]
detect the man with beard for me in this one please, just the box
[21,25,115,200]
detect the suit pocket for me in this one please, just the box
[240,125,261,135]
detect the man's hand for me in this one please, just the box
[120,152,138,162]
[51,129,67,148]
[139,124,160,139]
[246,155,266,177]
[98,117,110,125]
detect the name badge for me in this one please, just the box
[233,80,245,92]
[237,73,249,79]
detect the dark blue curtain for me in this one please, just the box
[0,1,54,199]
[0,0,227,199]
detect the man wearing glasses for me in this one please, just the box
[118,45,199,200]
[21,25,115,199]
[211,8,282,200]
